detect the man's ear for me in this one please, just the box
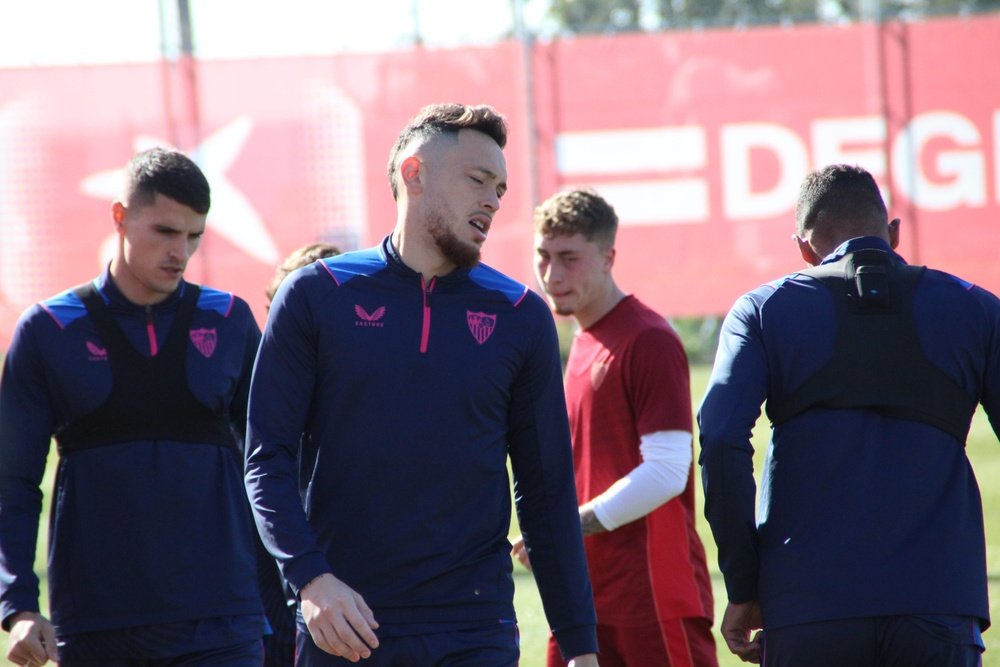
[795,235,822,266]
[399,156,423,194]
[604,246,616,272]
[112,201,127,233]
[887,217,901,249]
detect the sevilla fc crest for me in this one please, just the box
[467,311,497,345]
[190,328,218,358]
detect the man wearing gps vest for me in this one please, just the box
[0,148,266,667]
[699,164,995,666]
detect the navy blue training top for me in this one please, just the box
[699,236,1000,633]
[246,237,598,659]
[0,270,265,648]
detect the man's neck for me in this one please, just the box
[108,259,170,306]
[575,283,626,330]
[390,227,455,281]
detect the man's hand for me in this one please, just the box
[720,600,763,663]
[579,505,608,537]
[510,535,532,571]
[568,653,599,666]
[300,573,379,662]
[6,612,58,667]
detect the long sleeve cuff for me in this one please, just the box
[282,551,334,597]
[722,569,758,605]
[1,600,40,632]
[553,624,599,661]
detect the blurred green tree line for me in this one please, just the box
[543,0,1000,33]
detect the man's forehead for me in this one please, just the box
[535,231,590,251]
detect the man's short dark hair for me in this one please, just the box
[795,164,887,239]
[386,103,508,200]
[124,148,211,215]
[533,188,618,248]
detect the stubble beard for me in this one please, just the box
[427,212,481,270]
[545,290,576,317]
[550,297,576,317]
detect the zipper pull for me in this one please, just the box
[144,305,159,356]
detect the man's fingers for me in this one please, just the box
[309,618,365,662]
[40,623,57,661]
[744,630,763,663]
[342,602,380,651]
[7,615,59,667]
[727,632,762,664]
[328,614,374,662]
[307,604,379,661]
[8,638,49,666]
[11,652,48,667]
[725,636,752,655]
[301,575,380,661]
[510,539,533,570]
[353,593,380,633]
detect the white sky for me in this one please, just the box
[0,0,554,68]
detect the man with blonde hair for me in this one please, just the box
[524,188,717,666]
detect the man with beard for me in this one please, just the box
[245,104,599,667]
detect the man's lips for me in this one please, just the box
[469,213,491,237]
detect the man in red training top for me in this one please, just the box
[516,188,718,667]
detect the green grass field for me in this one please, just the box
[511,364,1000,667]
[4,363,998,666]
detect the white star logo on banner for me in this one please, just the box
[80,116,280,265]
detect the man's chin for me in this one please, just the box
[444,243,481,270]
[154,277,184,297]
[459,250,481,269]
[554,304,575,317]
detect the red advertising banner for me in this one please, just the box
[1,16,998,351]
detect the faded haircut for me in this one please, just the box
[795,164,888,239]
[386,103,507,200]
[123,147,211,215]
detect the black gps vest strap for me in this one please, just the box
[765,249,977,442]
[55,283,236,454]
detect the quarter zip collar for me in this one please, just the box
[95,264,186,312]
[380,235,472,286]
[94,265,187,357]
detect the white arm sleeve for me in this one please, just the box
[590,430,692,531]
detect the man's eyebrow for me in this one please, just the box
[470,166,500,179]
[469,166,508,195]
